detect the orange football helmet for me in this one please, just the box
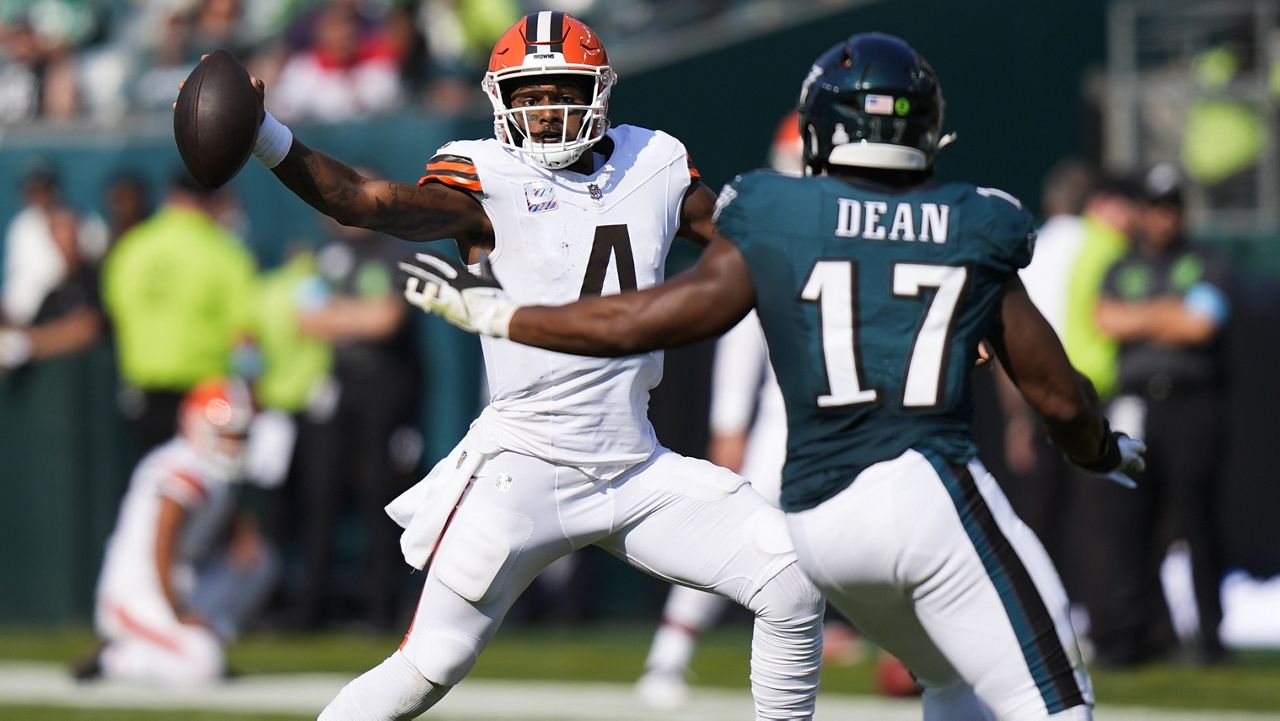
[483,11,616,169]
[181,377,255,477]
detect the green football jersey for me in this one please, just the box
[716,171,1036,512]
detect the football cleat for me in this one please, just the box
[635,667,689,710]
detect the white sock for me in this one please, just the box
[745,563,824,720]
[319,651,449,721]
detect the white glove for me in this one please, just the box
[1104,434,1146,489]
[400,251,516,338]
[0,328,33,370]
[1074,430,1146,489]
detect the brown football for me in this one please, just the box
[173,50,262,189]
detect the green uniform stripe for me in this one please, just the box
[923,449,1085,714]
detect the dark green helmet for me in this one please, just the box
[798,33,946,175]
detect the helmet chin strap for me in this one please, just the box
[521,136,588,169]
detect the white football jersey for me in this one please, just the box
[96,438,238,610]
[421,125,697,473]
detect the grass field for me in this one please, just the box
[1,625,1277,720]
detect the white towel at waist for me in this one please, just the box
[385,427,491,570]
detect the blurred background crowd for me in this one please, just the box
[0,0,787,123]
[1,0,1279,683]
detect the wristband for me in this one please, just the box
[487,302,516,339]
[1070,421,1123,473]
[253,111,293,168]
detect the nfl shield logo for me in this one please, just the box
[524,181,558,213]
[588,183,604,201]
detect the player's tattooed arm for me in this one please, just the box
[270,140,491,243]
[675,182,720,247]
[988,276,1110,467]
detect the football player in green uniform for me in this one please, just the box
[404,33,1144,720]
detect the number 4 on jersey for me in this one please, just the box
[802,261,967,408]
[580,225,638,298]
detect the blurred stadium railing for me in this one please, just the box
[1105,0,1280,248]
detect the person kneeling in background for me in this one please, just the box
[74,378,278,684]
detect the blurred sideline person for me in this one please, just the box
[635,111,880,710]
[1060,176,1143,401]
[3,166,72,327]
[1019,159,1097,348]
[0,205,103,372]
[100,172,154,250]
[209,10,823,719]
[75,378,277,684]
[288,217,423,632]
[406,33,1148,720]
[102,171,258,452]
[247,243,332,617]
[2,165,110,333]
[1091,164,1231,666]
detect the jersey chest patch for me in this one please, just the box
[523,181,559,213]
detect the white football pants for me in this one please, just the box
[787,449,1094,721]
[323,446,823,720]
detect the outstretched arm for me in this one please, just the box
[403,233,757,355]
[509,234,756,355]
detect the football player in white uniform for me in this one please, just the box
[231,10,823,720]
[77,378,277,684]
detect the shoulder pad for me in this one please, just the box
[419,148,482,194]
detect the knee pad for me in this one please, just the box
[749,562,825,624]
[399,618,485,686]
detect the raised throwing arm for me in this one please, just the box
[268,139,488,243]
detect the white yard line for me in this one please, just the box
[0,662,1275,721]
